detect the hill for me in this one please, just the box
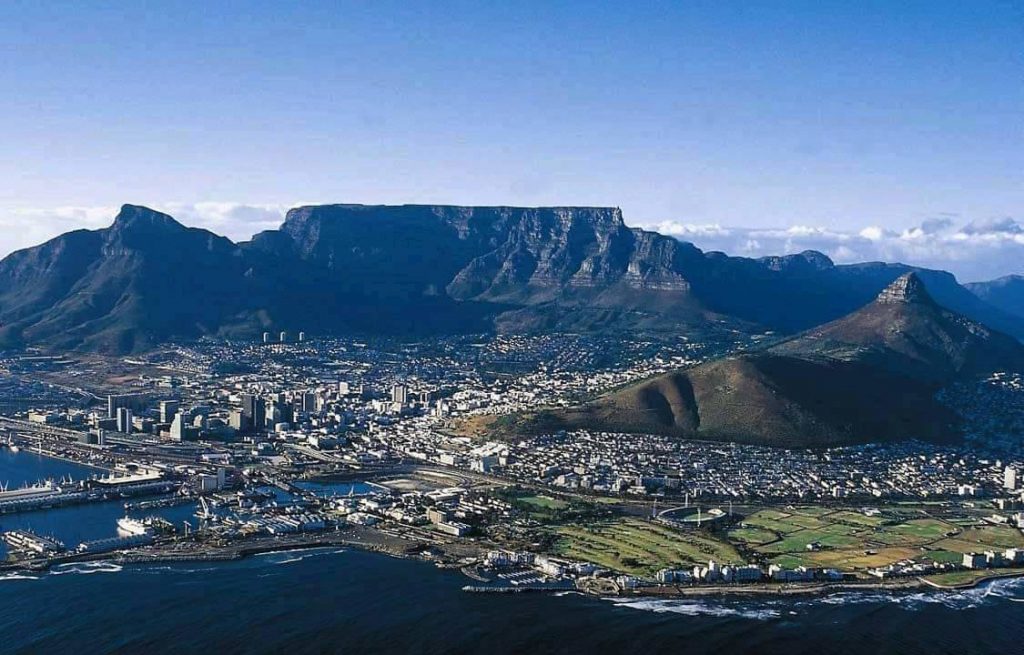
[523,274,1024,447]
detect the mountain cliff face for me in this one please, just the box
[0,206,248,353]
[0,204,1022,354]
[968,275,1024,321]
[524,274,1024,447]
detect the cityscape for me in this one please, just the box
[2,2,1023,653]
[2,331,1023,600]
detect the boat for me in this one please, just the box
[116,516,153,537]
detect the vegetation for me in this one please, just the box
[551,517,741,576]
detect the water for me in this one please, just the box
[0,447,99,488]
[0,450,198,557]
[1,450,1023,654]
[0,549,1022,654]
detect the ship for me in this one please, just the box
[116,516,154,537]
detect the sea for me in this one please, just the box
[1,449,1023,654]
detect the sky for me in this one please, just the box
[0,1,1021,281]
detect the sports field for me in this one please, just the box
[552,517,742,576]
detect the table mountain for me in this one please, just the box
[1,204,1022,354]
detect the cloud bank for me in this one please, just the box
[1,203,1021,283]
[1,202,290,256]
[644,216,1024,283]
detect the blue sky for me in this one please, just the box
[1,1,1021,280]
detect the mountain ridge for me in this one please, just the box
[1,204,1022,354]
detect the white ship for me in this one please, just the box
[116,516,153,537]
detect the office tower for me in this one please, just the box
[116,407,133,434]
[159,400,179,424]
[1005,467,1018,491]
[391,384,408,404]
[240,394,266,433]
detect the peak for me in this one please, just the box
[876,272,933,305]
[111,205,183,231]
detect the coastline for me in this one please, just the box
[5,524,1023,600]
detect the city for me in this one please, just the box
[2,331,1023,598]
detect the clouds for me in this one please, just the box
[1,201,1021,283]
[644,216,1024,283]
[0,202,290,256]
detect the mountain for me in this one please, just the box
[0,206,249,353]
[520,274,1024,447]
[1,203,1022,354]
[967,275,1024,321]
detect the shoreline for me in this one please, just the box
[5,527,1023,599]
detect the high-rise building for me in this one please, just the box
[302,392,318,413]
[391,384,408,404]
[169,413,185,441]
[240,394,266,433]
[158,400,179,424]
[1005,467,1018,491]
[298,331,306,342]
[262,331,271,344]
[116,407,133,434]
[107,393,147,418]
[279,331,288,343]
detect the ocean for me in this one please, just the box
[1,450,1023,654]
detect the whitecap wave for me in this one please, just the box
[0,573,40,582]
[49,562,123,576]
[608,598,781,620]
[256,547,345,565]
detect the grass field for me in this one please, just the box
[736,506,1024,574]
[552,517,741,576]
[517,495,569,511]
[539,502,1024,578]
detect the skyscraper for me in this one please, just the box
[240,394,266,433]
[159,400,179,424]
[116,407,133,434]
[391,384,408,404]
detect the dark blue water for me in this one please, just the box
[0,448,99,487]
[1,450,1023,654]
[0,450,197,557]
[0,548,1022,654]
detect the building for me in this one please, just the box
[158,400,179,424]
[962,552,988,569]
[240,394,266,434]
[116,407,133,434]
[262,331,271,344]
[279,331,288,343]
[1004,466,1018,491]
[391,384,409,405]
[107,393,147,418]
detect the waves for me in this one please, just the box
[49,562,124,576]
[605,577,1024,620]
[0,573,41,583]
[254,547,346,566]
[607,597,782,620]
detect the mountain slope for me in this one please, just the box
[523,274,1024,447]
[0,206,248,352]
[967,275,1024,321]
[1,204,1022,354]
